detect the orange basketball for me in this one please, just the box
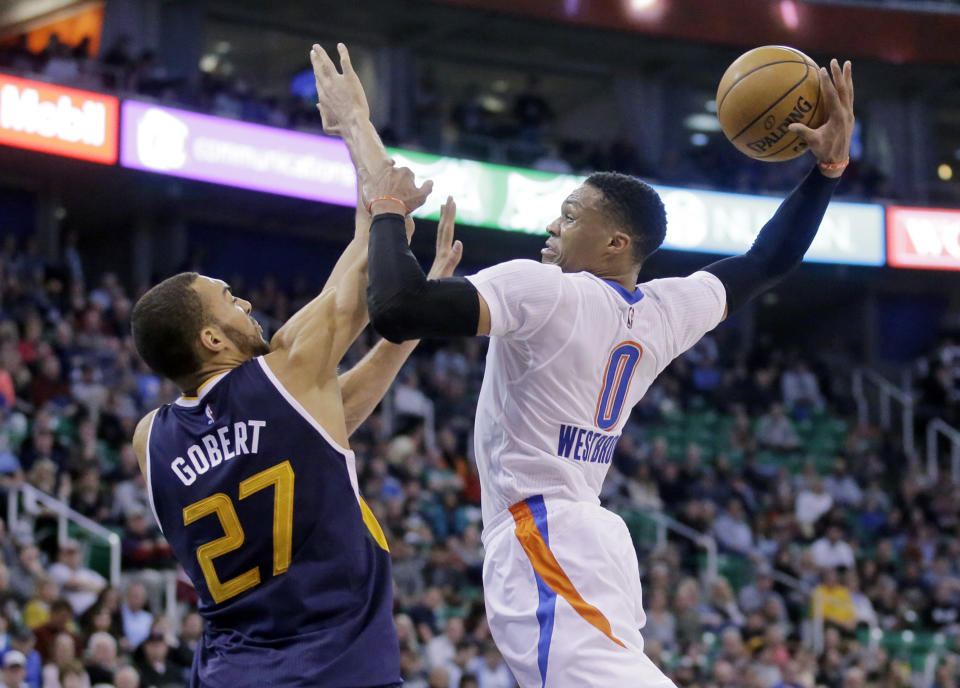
[716,45,826,162]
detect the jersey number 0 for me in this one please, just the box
[594,341,643,431]
[182,460,295,604]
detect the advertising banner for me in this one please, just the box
[0,73,118,164]
[119,102,885,266]
[120,101,356,205]
[391,149,886,266]
[887,206,960,270]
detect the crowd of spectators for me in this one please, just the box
[2,223,960,688]
[0,32,899,203]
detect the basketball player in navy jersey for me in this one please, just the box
[129,124,461,685]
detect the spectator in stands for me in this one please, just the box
[133,631,182,688]
[845,570,878,630]
[781,360,824,419]
[714,498,755,555]
[795,477,833,537]
[113,665,140,688]
[166,611,200,669]
[466,641,514,688]
[68,466,109,523]
[118,584,152,652]
[700,578,745,632]
[83,631,117,685]
[1,650,28,688]
[512,75,552,145]
[812,567,856,634]
[120,508,172,571]
[8,547,44,605]
[738,565,787,620]
[425,616,463,670]
[41,631,80,687]
[642,589,677,651]
[8,625,40,688]
[18,426,67,474]
[811,525,856,570]
[47,541,105,616]
[925,581,960,633]
[756,403,801,452]
[27,358,71,411]
[823,459,863,508]
[32,599,81,663]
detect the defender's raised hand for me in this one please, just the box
[788,59,855,176]
[426,197,464,279]
[310,42,370,136]
[363,165,433,217]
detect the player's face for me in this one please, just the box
[193,276,270,359]
[542,184,615,273]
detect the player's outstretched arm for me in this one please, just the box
[339,202,464,434]
[704,59,854,318]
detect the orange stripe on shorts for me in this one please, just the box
[509,501,626,649]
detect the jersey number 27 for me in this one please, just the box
[182,461,294,604]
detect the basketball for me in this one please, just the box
[716,45,826,162]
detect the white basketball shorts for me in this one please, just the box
[482,496,675,688]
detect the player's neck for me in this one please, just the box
[176,355,246,396]
[591,265,639,292]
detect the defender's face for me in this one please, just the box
[542,184,613,273]
[192,276,269,358]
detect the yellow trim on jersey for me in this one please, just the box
[359,495,389,552]
[180,373,224,401]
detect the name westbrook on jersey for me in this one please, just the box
[556,424,620,464]
[169,419,266,486]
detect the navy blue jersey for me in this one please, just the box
[146,357,400,688]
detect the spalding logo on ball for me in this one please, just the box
[717,45,826,162]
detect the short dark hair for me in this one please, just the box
[585,172,667,264]
[132,272,206,380]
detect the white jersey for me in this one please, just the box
[466,259,726,529]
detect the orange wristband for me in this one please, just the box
[817,157,849,173]
[366,195,411,215]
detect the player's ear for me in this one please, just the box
[608,230,631,255]
[198,325,226,354]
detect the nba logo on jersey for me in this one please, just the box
[204,404,215,424]
[626,307,635,328]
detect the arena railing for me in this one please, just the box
[7,482,122,586]
[926,418,960,483]
[852,368,916,459]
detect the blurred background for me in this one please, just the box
[1,1,960,687]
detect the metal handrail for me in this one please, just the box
[927,418,960,483]
[643,510,719,583]
[852,368,916,458]
[8,483,122,586]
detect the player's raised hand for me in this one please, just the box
[310,42,370,136]
[362,164,433,216]
[787,59,854,175]
[427,197,464,279]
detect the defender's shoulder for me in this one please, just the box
[133,409,159,473]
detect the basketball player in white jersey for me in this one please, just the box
[313,44,854,687]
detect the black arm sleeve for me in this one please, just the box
[703,165,840,315]
[366,213,481,343]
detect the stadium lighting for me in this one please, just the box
[690,133,708,147]
[625,0,665,20]
[938,163,953,181]
[779,0,800,30]
[683,113,723,132]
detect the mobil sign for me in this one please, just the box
[887,206,960,271]
[0,73,118,164]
